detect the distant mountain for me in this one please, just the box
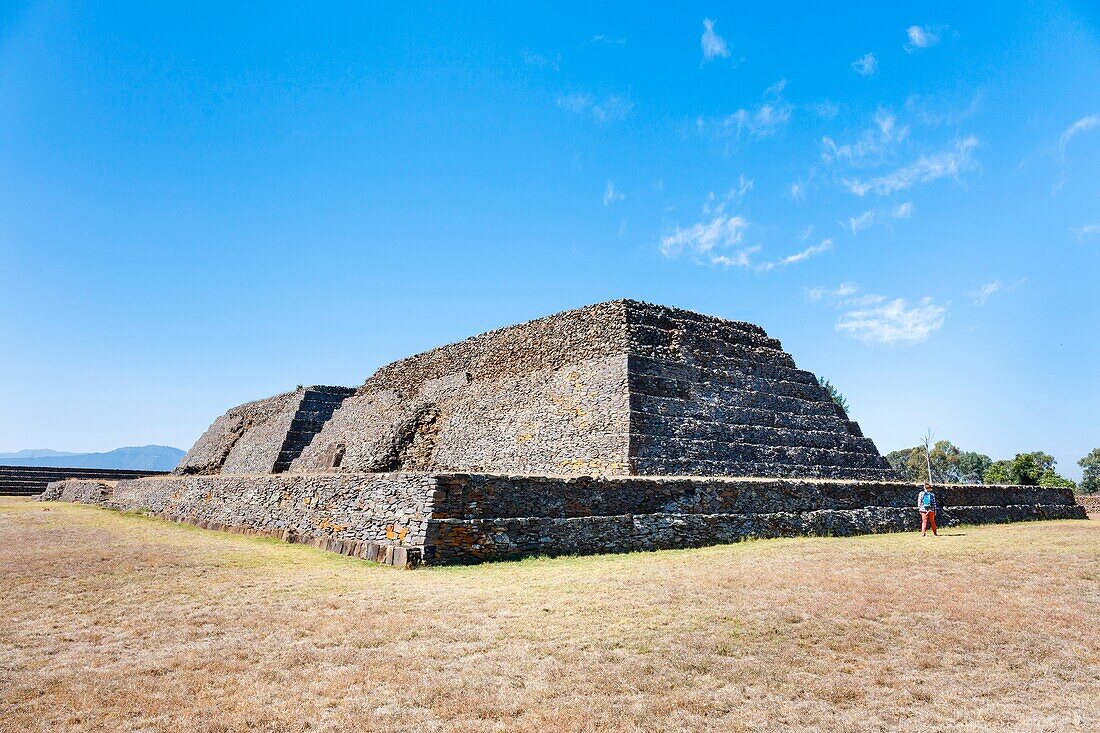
[0,448,81,459]
[0,445,185,471]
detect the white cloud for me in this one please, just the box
[845,210,875,234]
[1071,223,1100,241]
[724,102,792,139]
[757,239,834,272]
[765,78,788,96]
[591,35,626,45]
[810,284,944,345]
[1059,115,1099,151]
[971,278,1025,305]
[789,181,805,200]
[812,100,840,118]
[521,49,560,70]
[851,53,878,76]
[837,297,945,344]
[807,283,858,301]
[905,93,981,126]
[556,93,633,121]
[603,181,624,206]
[972,281,1002,305]
[711,248,760,267]
[905,25,940,52]
[697,82,793,141]
[842,136,979,196]
[821,108,909,165]
[891,202,913,219]
[661,215,752,263]
[701,18,730,62]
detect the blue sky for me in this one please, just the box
[1,2,1098,478]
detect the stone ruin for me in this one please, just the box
[42,300,1085,565]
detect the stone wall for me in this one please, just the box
[1076,494,1100,515]
[624,302,894,479]
[42,472,1086,566]
[1,465,167,496]
[426,504,1085,564]
[291,302,633,476]
[39,479,115,503]
[176,386,354,475]
[284,300,894,479]
[424,473,1077,519]
[111,473,434,551]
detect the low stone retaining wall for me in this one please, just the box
[425,473,1074,519]
[40,472,1087,566]
[1076,494,1100,515]
[427,504,1084,564]
[40,479,116,504]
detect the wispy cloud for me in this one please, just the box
[757,239,833,272]
[812,101,840,118]
[591,34,626,46]
[842,136,979,196]
[556,93,634,121]
[905,93,981,127]
[603,181,624,206]
[698,81,793,141]
[851,53,878,76]
[844,210,875,234]
[701,19,730,62]
[1072,223,1100,241]
[789,181,805,200]
[1059,115,1099,151]
[904,25,940,52]
[521,49,560,70]
[661,216,749,259]
[822,109,909,166]
[811,284,945,345]
[837,297,946,344]
[970,278,1025,305]
[661,193,757,267]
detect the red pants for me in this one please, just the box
[920,510,937,535]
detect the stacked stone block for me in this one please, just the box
[287,300,893,479]
[176,385,354,475]
[44,472,1086,566]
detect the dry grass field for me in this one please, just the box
[1,497,1097,733]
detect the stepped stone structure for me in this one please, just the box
[41,300,1087,565]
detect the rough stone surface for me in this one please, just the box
[45,472,1086,566]
[39,479,116,503]
[54,300,1085,567]
[284,300,893,479]
[175,386,354,475]
[1076,494,1100,515]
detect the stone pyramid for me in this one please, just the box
[273,300,895,479]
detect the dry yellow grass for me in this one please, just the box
[1,497,1097,733]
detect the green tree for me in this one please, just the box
[956,451,992,484]
[1038,469,1076,490]
[1077,449,1100,494]
[984,451,1073,487]
[886,439,966,483]
[983,460,1012,484]
[817,377,849,415]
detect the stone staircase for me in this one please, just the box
[272,387,356,473]
[0,465,168,496]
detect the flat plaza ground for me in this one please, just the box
[1,497,1097,733]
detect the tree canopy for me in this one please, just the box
[888,440,1076,488]
[817,377,849,415]
[1079,449,1100,494]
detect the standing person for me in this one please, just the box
[917,483,939,537]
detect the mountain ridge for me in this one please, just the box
[0,445,184,472]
